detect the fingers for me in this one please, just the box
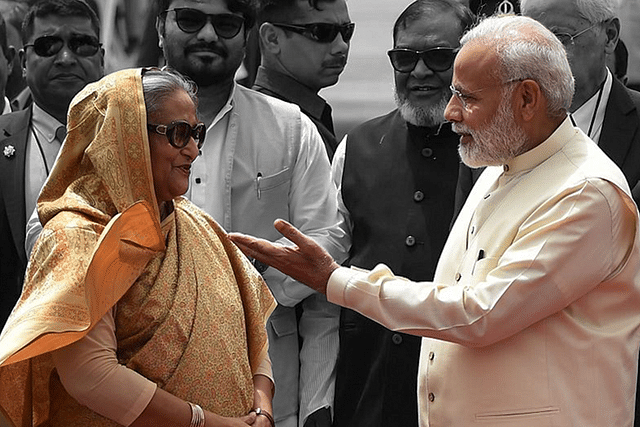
[273,219,315,251]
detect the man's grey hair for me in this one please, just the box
[461,15,575,119]
[520,0,619,24]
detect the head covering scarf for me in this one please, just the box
[0,68,275,426]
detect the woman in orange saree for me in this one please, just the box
[0,67,276,427]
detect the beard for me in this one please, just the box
[162,41,241,88]
[453,91,530,168]
[394,87,450,128]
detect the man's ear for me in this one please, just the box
[19,48,26,78]
[259,22,281,54]
[603,17,620,55]
[156,15,165,49]
[516,79,542,122]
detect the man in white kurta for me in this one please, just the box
[230,14,640,427]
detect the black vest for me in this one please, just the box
[334,110,460,427]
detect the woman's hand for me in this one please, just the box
[206,412,256,426]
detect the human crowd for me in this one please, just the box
[0,0,639,427]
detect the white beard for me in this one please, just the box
[394,89,450,128]
[453,93,529,168]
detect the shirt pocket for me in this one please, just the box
[471,255,499,283]
[256,167,291,198]
[475,406,560,422]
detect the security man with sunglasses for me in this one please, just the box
[0,0,104,329]
[329,1,474,427]
[252,0,353,161]
[155,1,349,427]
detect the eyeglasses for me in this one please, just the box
[271,22,355,43]
[387,47,458,73]
[147,121,207,149]
[449,79,523,111]
[165,8,245,38]
[23,34,101,57]
[553,22,600,46]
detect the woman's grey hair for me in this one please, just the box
[142,67,198,117]
[461,15,575,119]
[521,0,619,24]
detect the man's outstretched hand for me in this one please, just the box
[228,219,340,294]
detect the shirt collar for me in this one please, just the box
[31,103,64,143]
[210,82,237,129]
[253,66,327,120]
[570,68,612,143]
[503,116,577,175]
[1,97,10,115]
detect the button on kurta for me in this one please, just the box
[405,236,416,247]
[428,393,435,402]
[392,334,403,345]
[421,147,433,158]
[429,351,435,361]
[455,272,461,281]
[413,191,425,202]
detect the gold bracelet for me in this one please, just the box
[188,402,205,427]
[251,407,275,427]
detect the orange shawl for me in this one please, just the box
[0,68,275,426]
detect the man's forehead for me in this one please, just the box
[395,13,462,48]
[452,42,497,87]
[32,15,97,37]
[167,0,230,11]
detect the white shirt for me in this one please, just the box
[570,68,613,144]
[24,104,64,223]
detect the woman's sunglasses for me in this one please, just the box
[148,121,207,150]
[271,22,355,43]
[23,34,101,57]
[387,47,459,73]
[165,8,245,38]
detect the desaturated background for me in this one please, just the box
[320,1,415,141]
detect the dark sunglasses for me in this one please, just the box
[23,34,101,57]
[387,47,458,73]
[271,22,355,43]
[165,8,245,38]
[147,121,207,150]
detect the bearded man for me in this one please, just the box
[328,1,474,426]
[230,13,640,427]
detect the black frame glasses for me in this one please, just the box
[387,47,459,73]
[23,34,102,57]
[147,121,207,149]
[271,22,355,43]
[165,8,245,38]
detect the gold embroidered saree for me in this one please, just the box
[0,68,275,426]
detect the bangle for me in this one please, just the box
[251,407,275,427]
[188,402,205,427]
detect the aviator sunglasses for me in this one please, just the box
[271,22,355,43]
[148,121,207,150]
[23,34,101,57]
[387,47,459,73]
[165,8,245,38]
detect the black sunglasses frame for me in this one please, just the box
[387,47,459,73]
[148,121,207,150]
[165,8,245,38]
[23,34,102,57]
[271,22,355,43]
